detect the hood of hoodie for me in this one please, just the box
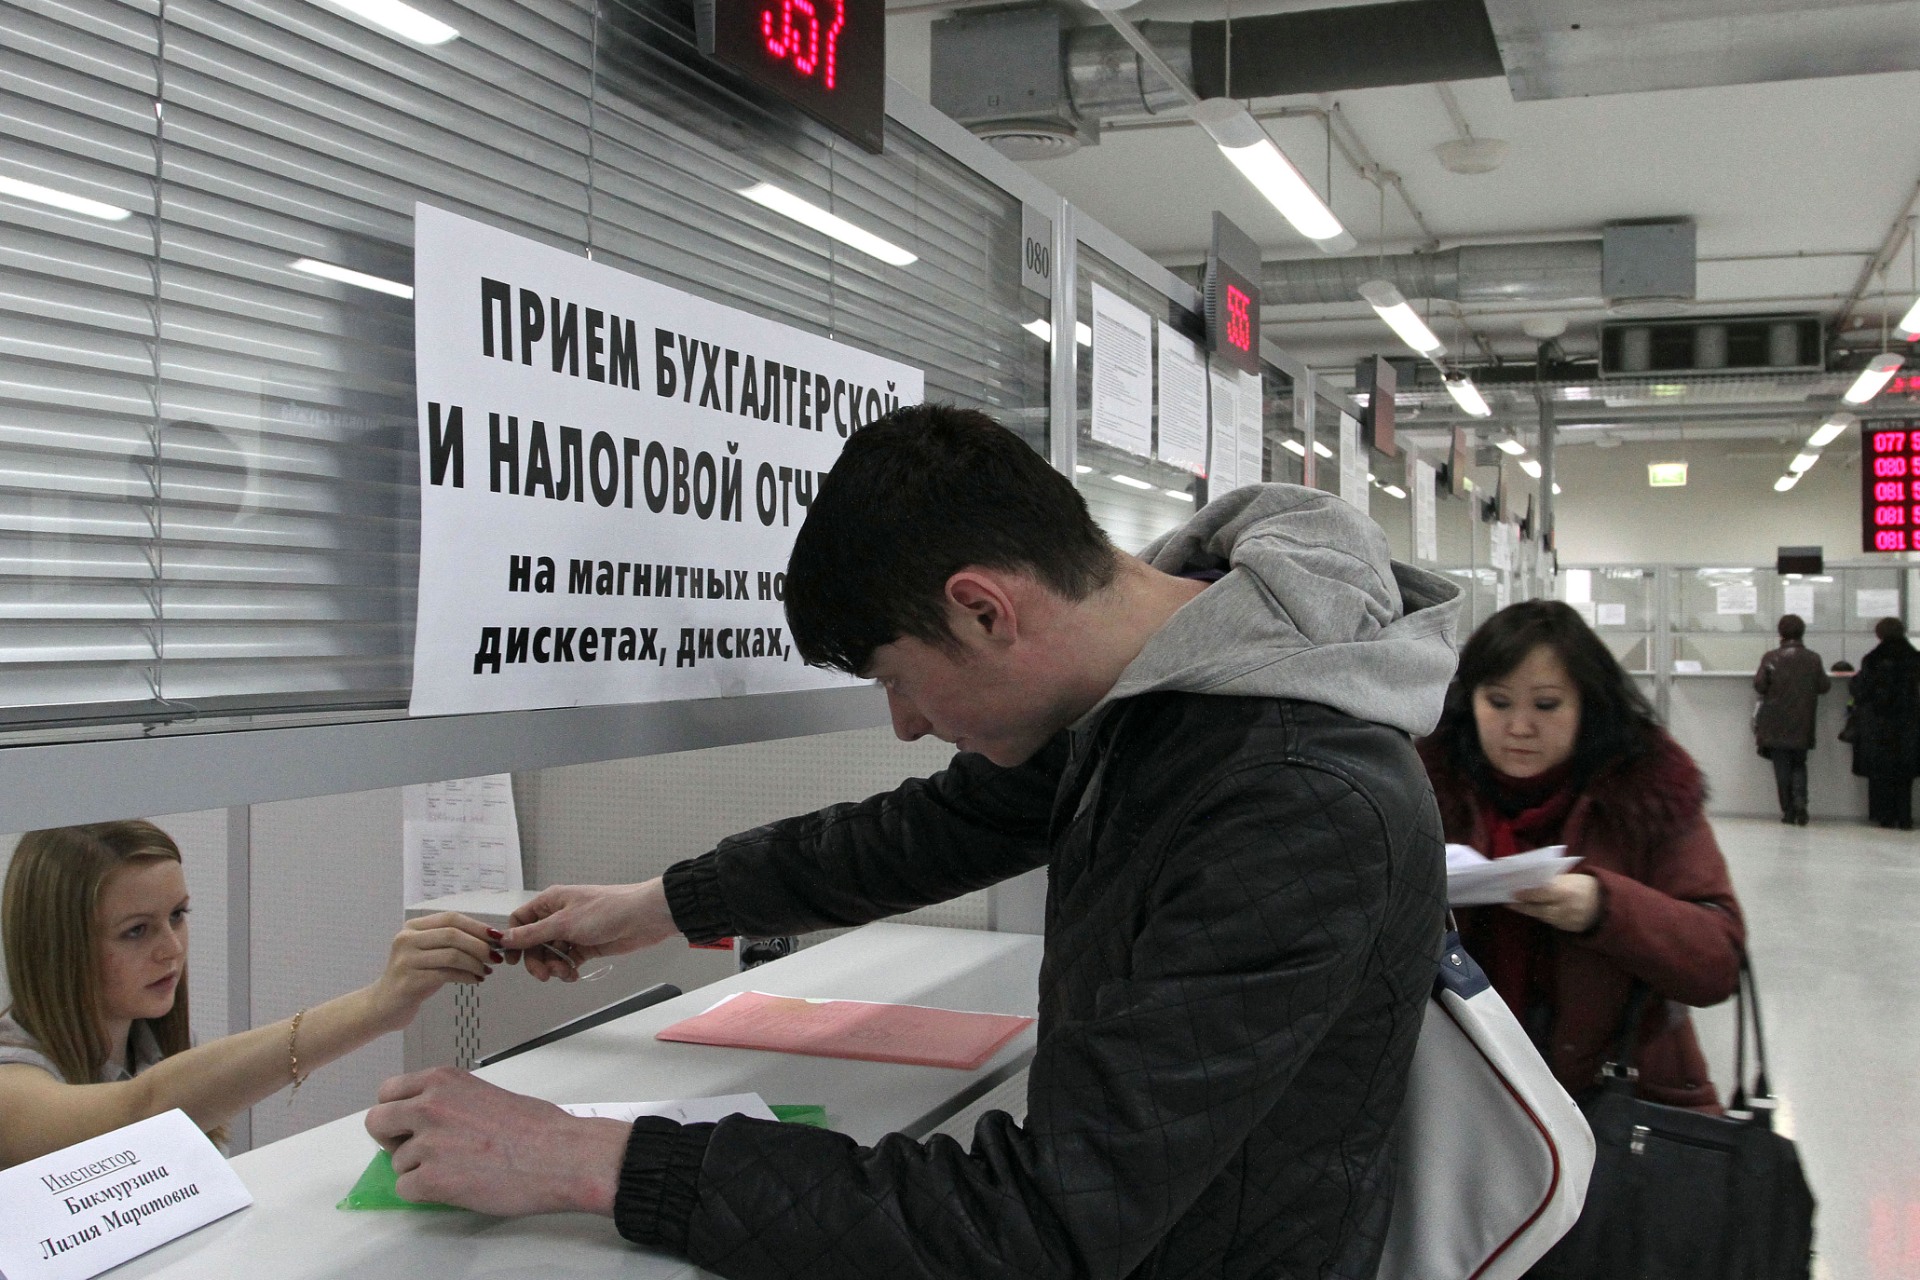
[1081,484,1463,736]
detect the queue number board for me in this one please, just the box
[1862,419,1920,552]
[1208,257,1261,376]
[699,0,885,153]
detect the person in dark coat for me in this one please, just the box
[1850,617,1920,830]
[1753,613,1830,825]
[1418,600,1745,1112]
[359,407,1465,1280]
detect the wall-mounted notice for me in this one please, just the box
[1090,283,1152,458]
[1412,458,1438,562]
[1856,587,1901,619]
[1716,583,1758,615]
[1782,583,1817,618]
[0,1110,252,1280]
[402,774,525,906]
[1338,412,1367,515]
[1237,369,1264,486]
[408,205,922,716]
[1155,321,1207,475]
[1597,602,1627,627]
[1489,521,1513,571]
[1207,362,1239,493]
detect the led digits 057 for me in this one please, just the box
[701,0,883,152]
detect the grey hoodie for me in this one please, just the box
[1085,483,1464,737]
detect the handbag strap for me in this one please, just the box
[1730,945,1777,1117]
[1598,981,1653,1086]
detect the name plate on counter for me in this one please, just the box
[0,1109,252,1280]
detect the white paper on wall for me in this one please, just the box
[1154,322,1207,475]
[1237,369,1265,487]
[1207,362,1240,494]
[1489,522,1513,571]
[1782,583,1817,618]
[408,205,922,717]
[1716,584,1758,615]
[1496,576,1511,611]
[1090,284,1153,458]
[1597,602,1628,627]
[1856,587,1901,618]
[402,774,524,906]
[1412,458,1438,562]
[1338,412,1368,515]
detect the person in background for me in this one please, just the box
[1849,617,1920,830]
[1753,613,1830,826]
[1418,600,1745,1110]
[0,820,496,1167]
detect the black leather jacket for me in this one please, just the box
[615,691,1446,1280]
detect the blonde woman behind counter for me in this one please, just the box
[0,820,498,1167]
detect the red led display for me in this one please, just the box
[700,0,883,153]
[1225,284,1252,352]
[1207,258,1261,375]
[1862,419,1920,553]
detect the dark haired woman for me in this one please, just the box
[1418,600,1744,1110]
[1849,616,1920,830]
[0,821,497,1167]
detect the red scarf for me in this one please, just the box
[1472,763,1579,1034]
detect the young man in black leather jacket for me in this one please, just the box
[368,405,1460,1280]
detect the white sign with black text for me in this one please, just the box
[1089,284,1153,458]
[1154,321,1207,476]
[1413,457,1438,562]
[408,205,923,716]
[1207,362,1240,493]
[1338,412,1368,516]
[1237,369,1264,486]
[0,1110,251,1280]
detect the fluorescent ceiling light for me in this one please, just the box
[1843,352,1903,405]
[1367,472,1377,482]
[327,0,458,43]
[1021,318,1092,347]
[1774,474,1798,492]
[1518,458,1542,479]
[1381,483,1407,499]
[1648,461,1688,488]
[1900,295,1920,338]
[742,183,917,266]
[1110,473,1155,490]
[1074,464,1092,474]
[1312,440,1334,459]
[0,174,131,221]
[1163,488,1195,501]
[291,258,413,298]
[1807,413,1854,449]
[1445,376,1492,418]
[1788,452,1819,474]
[1357,280,1446,359]
[1190,99,1355,253]
[1281,438,1307,457]
[1494,437,1526,456]
[1552,483,1562,495]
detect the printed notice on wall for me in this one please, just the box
[1716,583,1758,615]
[1338,412,1368,516]
[1856,588,1900,619]
[402,774,524,906]
[1090,284,1152,458]
[1782,583,1817,618]
[1155,321,1207,475]
[1597,602,1628,627]
[1238,369,1264,486]
[408,206,923,716]
[1207,362,1239,493]
[1412,458,1438,562]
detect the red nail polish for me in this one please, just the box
[484,965,494,974]
[486,928,503,940]
[489,951,504,963]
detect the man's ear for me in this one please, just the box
[945,569,1020,647]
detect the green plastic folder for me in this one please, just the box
[338,1105,829,1210]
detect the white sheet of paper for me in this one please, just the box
[560,1093,777,1125]
[1496,576,1511,611]
[1412,458,1438,562]
[1857,587,1900,618]
[1207,363,1239,493]
[0,1110,252,1280]
[1338,412,1368,515]
[1782,584,1817,618]
[1716,583,1758,615]
[403,774,524,906]
[1674,659,1704,673]
[1090,284,1152,458]
[1154,321,1207,475]
[1597,602,1627,627]
[1446,845,1582,906]
[1237,368,1264,487]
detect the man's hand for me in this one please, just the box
[365,1068,629,1217]
[1510,872,1603,933]
[499,879,678,981]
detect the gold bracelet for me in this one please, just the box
[287,1008,309,1102]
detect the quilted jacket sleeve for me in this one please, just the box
[619,759,1402,1279]
[661,735,1067,943]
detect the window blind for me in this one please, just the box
[0,0,1046,732]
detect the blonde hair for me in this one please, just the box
[2,822,194,1085]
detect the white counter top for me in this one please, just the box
[113,923,1043,1280]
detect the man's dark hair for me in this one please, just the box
[1427,599,1663,785]
[1876,616,1907,642]
[1778,613,1806,641]
[785,404,1119,674]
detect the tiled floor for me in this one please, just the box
[1696,817,1920,1280]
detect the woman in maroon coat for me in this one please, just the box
[1419,600,1745,1112]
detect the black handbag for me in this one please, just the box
[1532,951,1815,1280]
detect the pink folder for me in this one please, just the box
[654,991,1034,1070]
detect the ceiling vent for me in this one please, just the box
[1599,314,1824,377]
[976,121,1086,162]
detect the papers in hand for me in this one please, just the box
[560,1093,777,1125]
[1446,844,1582,906]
